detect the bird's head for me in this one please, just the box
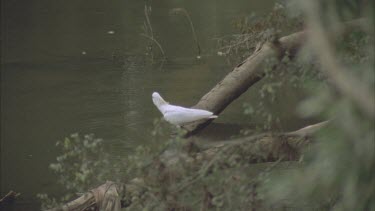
[152,92,168,108]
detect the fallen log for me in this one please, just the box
[184,31,306,136]
[185,19,366,136]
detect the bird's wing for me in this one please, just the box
[162,105,215,125]
[162,105,213,115]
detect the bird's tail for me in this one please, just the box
[209,115,218,119]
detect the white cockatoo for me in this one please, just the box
[152,92,218,126]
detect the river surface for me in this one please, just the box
[1,1,311,210]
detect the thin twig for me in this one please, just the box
[171,8,201,57]
[144,5,154,62]
[140,33,167,61]
[144,5,153,37]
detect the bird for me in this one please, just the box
[152,92,218,126]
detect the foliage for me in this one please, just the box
[216,2,303,64]
[37,133,124,210]
[224,0,374,210]
[260,0,375,210]
[39,119,294,210]
[120,120,297,210]
[216,2,318,132]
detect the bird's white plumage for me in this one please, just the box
[152,92,217,126]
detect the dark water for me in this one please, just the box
[0,0,313,210]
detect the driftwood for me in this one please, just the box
[0,190,20,207]
[47,181,122,211]
[184,19,367,136]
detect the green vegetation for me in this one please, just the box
[37,134,124,210]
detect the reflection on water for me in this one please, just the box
[1,0,284,210]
